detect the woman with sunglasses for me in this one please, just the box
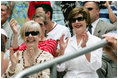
[2,20,54,78]
[9,13,57,57]
[57,7,103,78]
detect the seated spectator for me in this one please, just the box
[57,7,103,78]
[32,12,47,40]
[10,13,57,57]
[20,13,57,57]
[35,4,71,47]
[98,1,117,33]
[83,1,116,38]
[84,1,117,78]
[2,20,54,78]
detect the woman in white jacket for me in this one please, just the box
[57,7,103,78]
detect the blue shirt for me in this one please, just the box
[99,5,117,23]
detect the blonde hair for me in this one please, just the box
[20,20,42,41]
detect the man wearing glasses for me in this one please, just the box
[84,1,117,78]
[84,1,116,37]
[84,1,116,78]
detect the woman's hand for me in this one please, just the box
[10,18,18,34]
[81,31,88,48]
[9,47,19,69]
[81,31,90,62]
[56,34,69,57]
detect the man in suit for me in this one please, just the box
[84,1,116,37]
[84,1,117,78]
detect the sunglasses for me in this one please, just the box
[87,7,93,11]
[71,17,84,23]
[25,31,39,36]
[39,23,44,26]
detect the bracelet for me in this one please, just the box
[13,46,19,52]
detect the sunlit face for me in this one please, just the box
[1,4,9,24]
[71,14,87,34]
[84,2,99,23]
[25,28,39,48]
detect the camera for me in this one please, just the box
[99,1,106,8]
[99,1,106,4]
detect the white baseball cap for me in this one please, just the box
[1,29,8,38]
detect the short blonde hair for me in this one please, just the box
[20,20,42,41]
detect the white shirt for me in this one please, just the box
[57,32,103,78]
[47,22,71,40]
[47,22,71,49]
[91,19,99,34]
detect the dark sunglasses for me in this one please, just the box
[71,17,84,23]
[25,31,39,36]
[87,8,93,11]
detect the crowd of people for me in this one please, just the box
[1,1,117,78]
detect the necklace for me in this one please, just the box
[22,49,44,69]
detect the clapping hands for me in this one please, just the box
[56,34,69,57]
[81,31,88,48]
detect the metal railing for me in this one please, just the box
[13,39,107,78]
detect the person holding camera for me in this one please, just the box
[99,1,117,24]
[84,1,117,78]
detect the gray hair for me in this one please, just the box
[32,12,48,25]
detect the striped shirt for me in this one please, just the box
[19,39,57,57]
[99,5,117,23]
